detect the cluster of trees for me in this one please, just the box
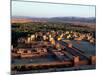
[12,22,95,33]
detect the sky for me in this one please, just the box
[12,1,96,18]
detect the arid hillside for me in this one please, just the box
[11,18,33,23]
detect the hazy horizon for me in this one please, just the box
[12,1,96,18]
[12,15,96,18]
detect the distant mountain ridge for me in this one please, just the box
[11,16,96,24]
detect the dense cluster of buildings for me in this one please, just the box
[17,31,95,45]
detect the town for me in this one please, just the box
[11,27,96,73]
